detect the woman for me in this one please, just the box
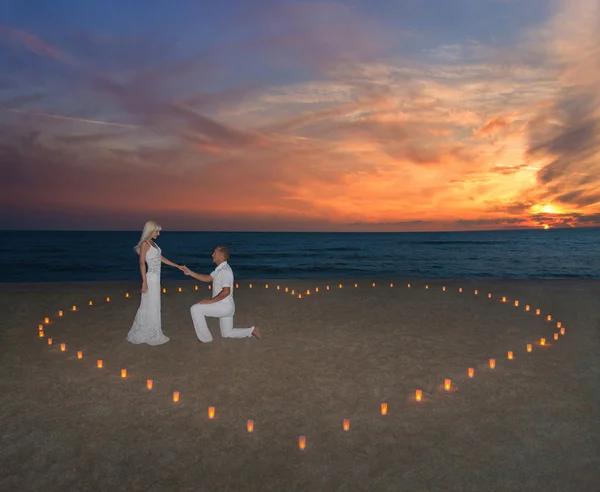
[126,220,182,345]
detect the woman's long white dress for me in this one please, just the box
[126,243,170,345]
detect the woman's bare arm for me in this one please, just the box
[139,242,150,292]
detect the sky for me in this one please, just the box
[1,0,599,231]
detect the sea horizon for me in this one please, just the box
[4,228,600,283]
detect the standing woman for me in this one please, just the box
[126,220,182,345]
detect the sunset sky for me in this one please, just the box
[1,0,599,231]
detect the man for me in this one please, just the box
[182,246,260,342]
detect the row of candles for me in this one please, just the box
[37,282,567,450]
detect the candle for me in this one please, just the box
[474,289,478,295]
[89,301,93,306]
[249,284,252,288]
[208,406,215,419]
[39,330,44,338]
[554,333,559,340]
[557,321,562,328]
[125,292,130,298]
[425,285,429,289]
[285,287,289,292]
[326,285,330,290]
[60,343,66,352]
[315,287,319,292]
[355,283,358,288]
[488,293,492,298]
[526,305,530,311]
[560,327,565,335]
[547,315,552,321]
[527,343,532,352]
[106,297,110,302]
[468,367,474,378]
[507,351,514,360]
[291,290,295,295]
[298,435,306,450]
[380,402,388,415]
[173,392,180,402]
[502,296,506,302]
[343,418,350,431]
[407,283,411,288]
[372,282,376,287]
[121,369,127,378]
[146,379,153,390]
[72,305,77,311]
[306,290,310,295]
[235,283,239,288]
[194,285,198,290]
[38,324,43,331]
[163,288,167,293]
[44,317,50,324]
[208,285,212,290]
[298,294,302,299]
[277,285,280,290]
[416,389,423,401]
[390,283,394,287]
[97,360,103,368]
[442,286,446,291]
[58,310,63,316]
[265,284,269,289]
[47,337,52,345]
[77,351,83,359]
[489,359,496,369]
[540,338,546,346]
[536,309,541,315]
[459,287,463,293]
[178,287,182,292]
[444,379,451,391]
[247,419,254,433]
[514,300,519,307]
[339,284,343,288]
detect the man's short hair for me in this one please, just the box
[216,246,230,260]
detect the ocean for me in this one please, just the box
[2,228,600,283]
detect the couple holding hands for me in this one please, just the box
[126,221,260,346]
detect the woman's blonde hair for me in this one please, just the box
[134,220,162,254]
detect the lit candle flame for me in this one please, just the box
[298,435,306,450]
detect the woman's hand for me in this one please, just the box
[141,282,148,293]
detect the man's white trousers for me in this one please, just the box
[190,298,254,342]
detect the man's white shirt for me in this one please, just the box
[210,261,234,300]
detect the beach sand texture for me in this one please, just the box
[1,279,599,492]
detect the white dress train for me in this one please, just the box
[126,243,170,345]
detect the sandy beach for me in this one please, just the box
[1,279,599,491]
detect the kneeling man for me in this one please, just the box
[183,246,260,342]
